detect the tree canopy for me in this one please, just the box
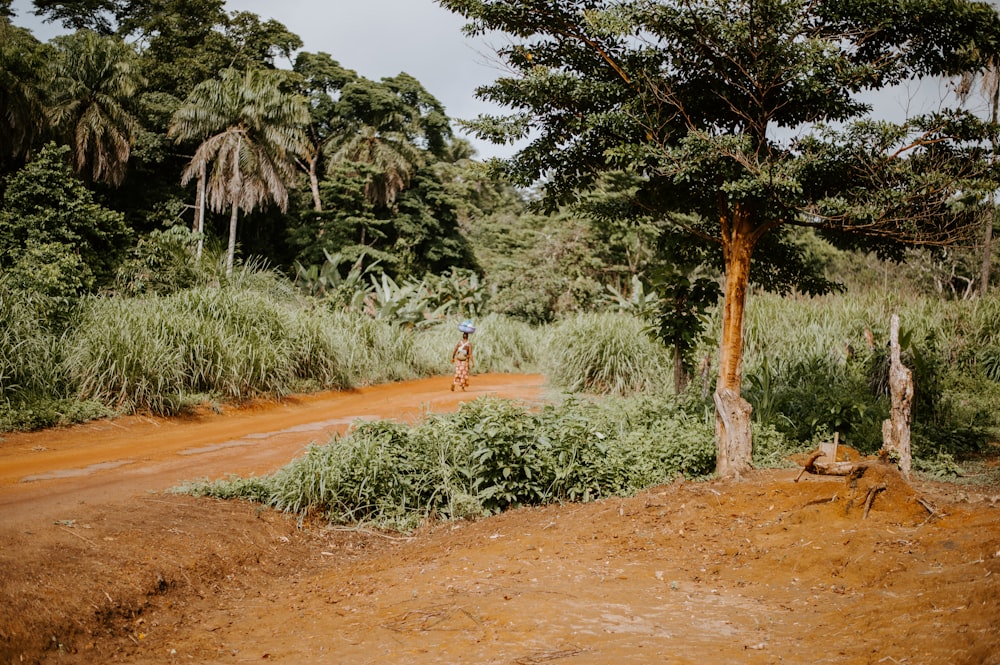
[0,1,487,284]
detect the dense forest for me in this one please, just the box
[2,0,1000,489]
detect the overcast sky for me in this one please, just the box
[9,0,998,160]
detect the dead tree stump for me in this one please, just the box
[881,314,913,479]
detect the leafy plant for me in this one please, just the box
[0,142,131,297]
[180,394,719,530]
[115,225,204,296]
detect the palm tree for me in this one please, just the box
[168,67,309,274]
[328,122,423,209]
[47,30,144,187]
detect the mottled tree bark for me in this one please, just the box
[881,314,913,478]
[714,206,756,479]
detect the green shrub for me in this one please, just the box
[464,398,552,511]
[115,225,204,296]
[180,394,720,530]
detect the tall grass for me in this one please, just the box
[737,291,1000,455]
[543,312,672,395]
[63,273,429,415]
[0,277,116,430]
[57,269,549,420]
[65,286,296,413]
[0,279,62,401]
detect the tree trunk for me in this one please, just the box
[715,388,753,478]
[982,199,995,295]
[673,345,689,395]
[881,314,913,479]
[196,162,206,262]
[714,207,756,479]
[984,71,998,296]
[309,153,323,212]
[226,204,238,276]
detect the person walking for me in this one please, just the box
[451,321,475,391]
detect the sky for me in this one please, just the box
[8,0,999,160]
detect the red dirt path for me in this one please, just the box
[0,373,998,664]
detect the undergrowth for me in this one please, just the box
[177,394,721,530]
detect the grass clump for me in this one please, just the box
[543,312,671,395]
[62,273,429,416]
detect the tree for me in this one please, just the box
[0,141,131,297]
[327,73,453,210]
[47,30,145,186]
[121,0,232,100]
[30,0,119,33]
[223,11,302,69]
[327,77,425,209]
[439,0,1000,478]
[291,51,357,212]
[0,17,48,174]
[391,164,480,277]
[957,53,1000,294]
[168,67,308,275]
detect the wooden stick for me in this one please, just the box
[794,451,825,482]
[862,483,887,519]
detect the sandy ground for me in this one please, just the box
[0,373,998,665]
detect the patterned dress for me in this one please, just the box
[452,340,472,390]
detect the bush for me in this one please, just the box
[115,225,203,296]
[180,394,718,530]
[0,142,130,293]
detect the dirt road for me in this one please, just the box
[0,374,545,527]
[1,373,999,665]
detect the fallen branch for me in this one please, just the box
[915,496,936,516]
[794,451,825,482]
[796,454,860,479]
[811,459,859,476]
[862,483,887,519]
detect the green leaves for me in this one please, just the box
[0,142,131,295]
[439,0,1000,255]
[169,66,309,273]
[47,29,145,186]
[183,393,718,529]
[0,19,47,170]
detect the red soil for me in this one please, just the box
[0,373,998,664]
